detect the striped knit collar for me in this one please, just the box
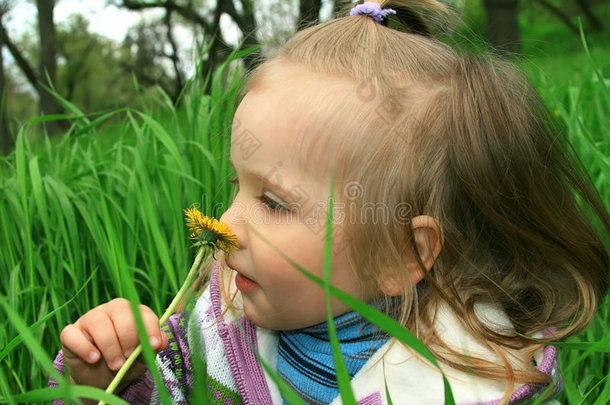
[278,310,389,404]
[282,310,386,348]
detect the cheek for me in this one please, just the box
[248,236,291,274]
[252,243,328,290]
[259,253,291,276]
[253,226,325,268]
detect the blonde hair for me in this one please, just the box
[244,0,610,401]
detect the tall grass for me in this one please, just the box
[0,40,608,403]
[0,58,241,402]
[525,33,610,403]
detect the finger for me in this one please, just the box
[136,304,164,350]
[138,305,166,351]
[79,310,125,371]
[109,304,163,356]
[60,324,101,364]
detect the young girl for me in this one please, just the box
[51,1,609,404]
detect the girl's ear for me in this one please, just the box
[409,215,443,279]
[378,215,443,296]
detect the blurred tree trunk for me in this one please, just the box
[227,0,258,71]
[297,0,322,31]
[482,0,521,54]
[0,23,38,87]
[533,0,579,34]
[0,24,11,154]
[120,0,261,94]
[163,10,185,100]
[333,0,352,17]
[1,3,16,153]
[36,0,63,134]
[1,1,66,141]
[200,0,224,92]
[575,0,603,31]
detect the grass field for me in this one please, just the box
[0,19,609,405]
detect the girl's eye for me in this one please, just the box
[259,191,288,212]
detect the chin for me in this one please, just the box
[242,304,268,328]
[243,307,288,330]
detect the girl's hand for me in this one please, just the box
[59,298,169,392]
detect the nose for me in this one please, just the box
[220,198,247,249]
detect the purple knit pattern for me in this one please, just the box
[350,1,396,23]
[49,266,564,404]
[209,264,274,404]
[359,392,382,405]
[462,344,562,405]
[155,311,193,399]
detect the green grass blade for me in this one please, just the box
[383,360,394,405]
[185,312,210,405]
[578,20,608,97]
[247,224,456,404]
[72,109,128,138]
[7,386,130,405]
[517,334,610,353]
[0,296,64,385]
[323,173,357,405]
[223,305,306,405]
[257,357,308,405]
[0,270,96,362]
[137,111,185,174]
[115,265,173,404]
[0,365,16,405]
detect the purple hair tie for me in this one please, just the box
[350,2,397,23]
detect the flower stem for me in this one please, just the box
[98,246,208,405]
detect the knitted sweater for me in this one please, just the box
[51,265,562,404]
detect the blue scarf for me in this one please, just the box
[278,311,388,404]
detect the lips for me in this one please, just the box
[235,273,259,293]
[225,260,259,293]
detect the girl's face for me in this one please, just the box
[219,74,377,330]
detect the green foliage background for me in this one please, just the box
[0,12,609,405]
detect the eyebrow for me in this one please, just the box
[228,159,293,198]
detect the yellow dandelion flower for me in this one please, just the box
[184,207,239,253]
[103,206,238,401]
